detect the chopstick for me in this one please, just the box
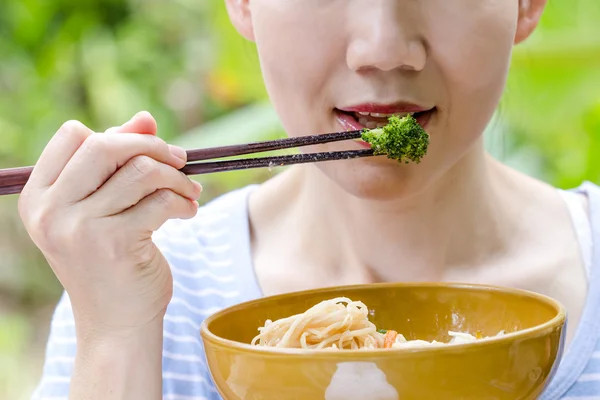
[186,129,363,160]
[181,149,374,175]
[0,129,370,196]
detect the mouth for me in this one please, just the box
[335,103,435,148]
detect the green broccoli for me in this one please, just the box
[361,114,430,164]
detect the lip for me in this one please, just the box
[339,102,432,114]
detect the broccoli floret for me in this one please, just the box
[361,114,429,164]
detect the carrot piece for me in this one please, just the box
[383,330,398,349]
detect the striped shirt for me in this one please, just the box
[31,182,600,400]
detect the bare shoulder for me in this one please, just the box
[490,162,588,346]
[492,160,580,227]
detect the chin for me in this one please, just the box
[317,156,437,202]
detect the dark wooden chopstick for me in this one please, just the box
[0,129,368,196]
[0,167,33,195]
[187,129,362,161]
[182,149,374,175]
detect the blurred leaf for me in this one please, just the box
[175,101,283,149]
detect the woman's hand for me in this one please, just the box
[19,112,201,399]
[18,111,201,341]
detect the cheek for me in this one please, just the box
[429,2,518,137]
[251,1,345,137]
[430,2,518,89]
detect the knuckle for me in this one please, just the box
[26,205,58,247]
[59,120,89,136]
[82,133,109,156]
[146,134,167,154]
[55,120,93,147]
[154,188,177,205]
[25,202,92,254]
[130,156,160,179]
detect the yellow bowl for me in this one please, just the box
[200,282,566,400]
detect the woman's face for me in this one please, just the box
[229,0,539,200]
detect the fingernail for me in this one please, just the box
[169,145,187,162]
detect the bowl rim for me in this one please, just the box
[200,282,567,358]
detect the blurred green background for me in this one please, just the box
[0,0,598,398]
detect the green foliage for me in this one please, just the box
[503,0,600,187]
[0,0,268,170]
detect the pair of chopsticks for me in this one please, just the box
[0,129,374,196]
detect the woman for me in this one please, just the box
[23,0,599,399]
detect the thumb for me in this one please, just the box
[105,111,158,135]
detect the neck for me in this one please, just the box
[293,146,514,283]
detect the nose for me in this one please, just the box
[346,3,427,73]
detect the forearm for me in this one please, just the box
[69,321,164,400]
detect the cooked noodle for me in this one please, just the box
[251,297,504,350]
[251,297,384,350]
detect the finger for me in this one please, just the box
[51,133,188,203]
[104,126,122,134]
[106,111,158,135]
[116,188,199,233]
[85,155,202,216]
[26,121,93,190]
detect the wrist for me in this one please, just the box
[76,319,163,355]
[74,311,165,347]
[70,318,164,400]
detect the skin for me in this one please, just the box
[228,0,587,343]
[18,0,587,399]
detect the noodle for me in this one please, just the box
[251,297,383,350]
[251,297,505,350]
